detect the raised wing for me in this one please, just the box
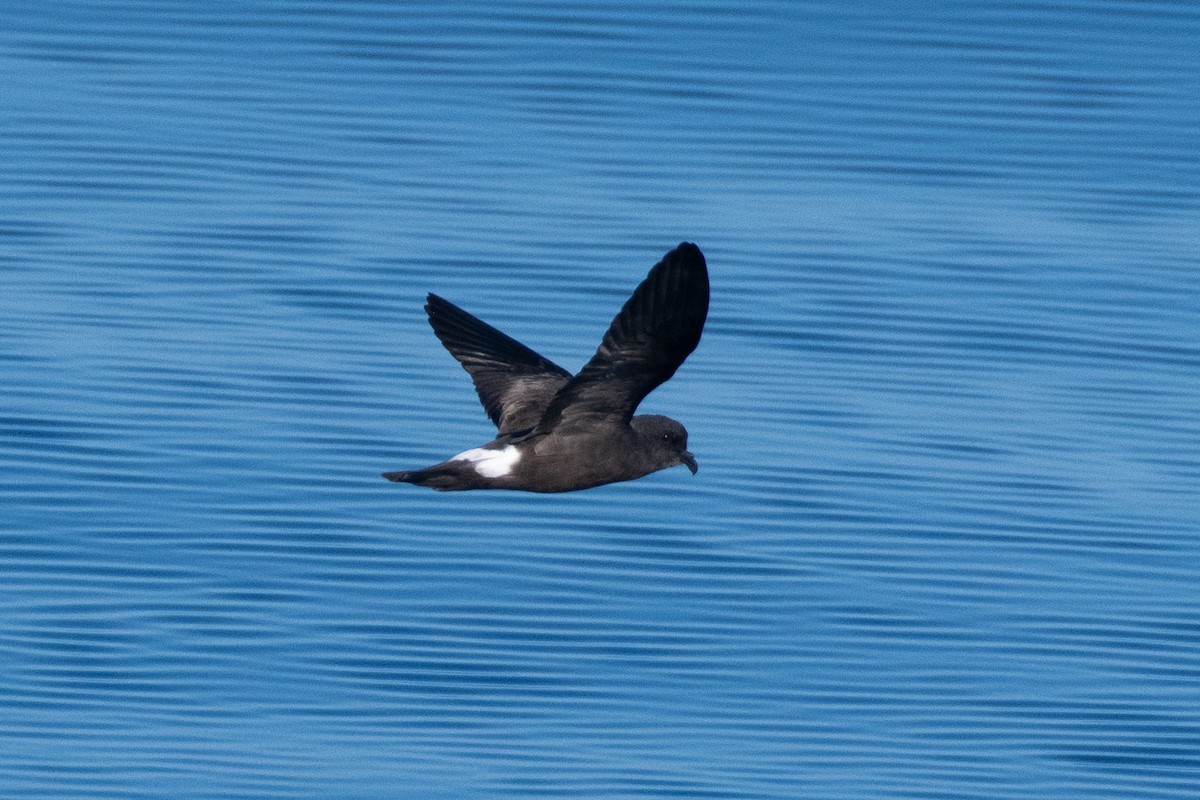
[425,294,572,433]
[533,242,708,435]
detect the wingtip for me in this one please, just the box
[664,241,709,316]
[424,293,447,315]
[670,241,705,265]
[663,243,709,296]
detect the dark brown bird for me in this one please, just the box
[383,242,709,492]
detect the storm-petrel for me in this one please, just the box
[383,242,709,492]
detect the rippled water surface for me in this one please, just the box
[3,2,1200,798]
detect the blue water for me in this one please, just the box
[3,1,1200,798]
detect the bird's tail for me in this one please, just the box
[382,465,469,491]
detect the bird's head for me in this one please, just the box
[632,414,697,475]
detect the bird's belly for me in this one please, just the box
[514,435,649,492]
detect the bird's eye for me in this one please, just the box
[662,433,672,442]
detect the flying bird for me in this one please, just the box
[383,242,709,492]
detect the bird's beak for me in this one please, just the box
[681,451,698,474]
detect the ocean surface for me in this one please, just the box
[3,2,1199,798]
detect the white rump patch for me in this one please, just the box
[452,445,521,478]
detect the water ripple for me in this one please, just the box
[2,0,1199,797]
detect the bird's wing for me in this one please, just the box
[425,294,572,434]
[533,242,708,435]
